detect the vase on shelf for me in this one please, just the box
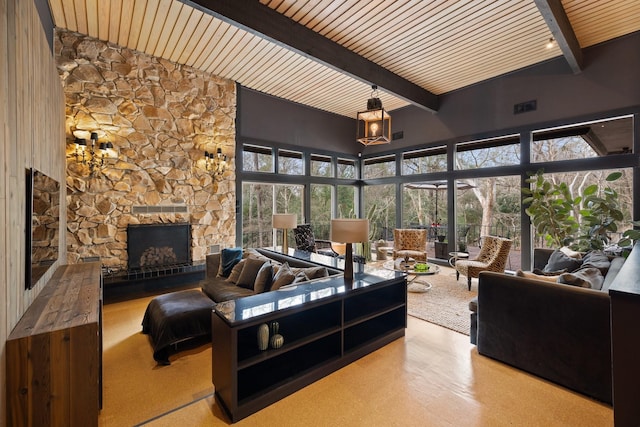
[257,323,269,350]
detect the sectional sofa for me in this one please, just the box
[469,248,625,403]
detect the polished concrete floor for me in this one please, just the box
[101,295,613,426]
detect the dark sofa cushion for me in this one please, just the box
[543,249,582,273]
[226,259,246,284]
[218,247,243,277]
[580,250,610,275]
[558,267,604,290]
[271,262,296,290]
[237,258,268,290]
[253,262,273,293]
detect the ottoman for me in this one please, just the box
[142,289,215,364]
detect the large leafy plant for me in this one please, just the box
[523,170,625,250]
[522,170,579,248]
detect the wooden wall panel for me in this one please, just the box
[0,0,8,422]
[1,0,66,424]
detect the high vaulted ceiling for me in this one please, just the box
[48,0,640,118]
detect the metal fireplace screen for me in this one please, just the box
[127,223,191,270]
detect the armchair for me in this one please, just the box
[293,224,337,256]
[392,229,428,262]
[455,235,512,290]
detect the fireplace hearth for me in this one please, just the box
[127,223,191,270]
[103,223,205,301]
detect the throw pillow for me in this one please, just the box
[580,250,611,275]
[515,270,561,283]
[543,249,582,273]
[253,262,273,293]
[292,271,309,284]
[226,259,246,284]
[558,267,604,290]
[271,262,296,290]
[532,268,567,276]
[218,247,243,278]
[237,258,267,290]
[301,266,329,280]
[559,246,583,260]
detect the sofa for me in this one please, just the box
[200,247,343,302]
[143,247,343,363]
[469,248,625,404]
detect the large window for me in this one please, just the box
[402,146,446,175]
[337,185,356,218]
[337,158,356,179]
[528,168,634,249]
[242,182,303,248]
[278,149,304,175]
[243,145,273,172]
[363,155,395,179]
[456,135,520,169]
[310,184,332,239]
[364,184,395,241]
[456,176,521,254]
[531,115,633,163]
[310,154,334,178]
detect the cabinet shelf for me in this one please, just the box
[344,302,406,329]
[213,273,407,423]
[238,326,343,369]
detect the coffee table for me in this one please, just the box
[383,259,440,293]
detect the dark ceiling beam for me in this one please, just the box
[181,0,439,112]
[534,0,584,73]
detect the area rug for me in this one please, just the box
[405,265,477,335]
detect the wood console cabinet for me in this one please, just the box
[7,263,103,427]
[212,270,407,422]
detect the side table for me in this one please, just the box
[449,251,469,267]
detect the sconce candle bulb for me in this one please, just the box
[204,147,228,178]
[71,131,116,176]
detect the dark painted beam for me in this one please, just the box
[182,0,439,112]
[534,0,584,73]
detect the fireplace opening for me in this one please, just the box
[127,223,191,271]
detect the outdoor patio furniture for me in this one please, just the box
[455,235,512,290]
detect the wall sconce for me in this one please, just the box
[356,85,391,146]
[330,219,369,280]
[205,147,228,178]
[72,131,116,176]
[272,213,297,254]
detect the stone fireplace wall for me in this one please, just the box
[56,29,236,269]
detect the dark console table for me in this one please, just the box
[212,270,407,422]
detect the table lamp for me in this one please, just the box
[330,218,369,280]
[272,213,297,253]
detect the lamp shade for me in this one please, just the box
[272,213,297,229]
[330,219,369,243]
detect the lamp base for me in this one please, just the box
[344,243,354,280]
[282,229,289,254]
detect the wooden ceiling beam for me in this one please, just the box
[534,0,583,73]
[181,0,439,112]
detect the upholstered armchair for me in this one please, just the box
[455,236,512,290]
[392,229,428,262]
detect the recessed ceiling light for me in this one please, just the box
[546,37,555,49]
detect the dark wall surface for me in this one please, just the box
[238,88,358,154]
[239,31,640,156]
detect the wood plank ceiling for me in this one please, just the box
[48,0,640,118]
